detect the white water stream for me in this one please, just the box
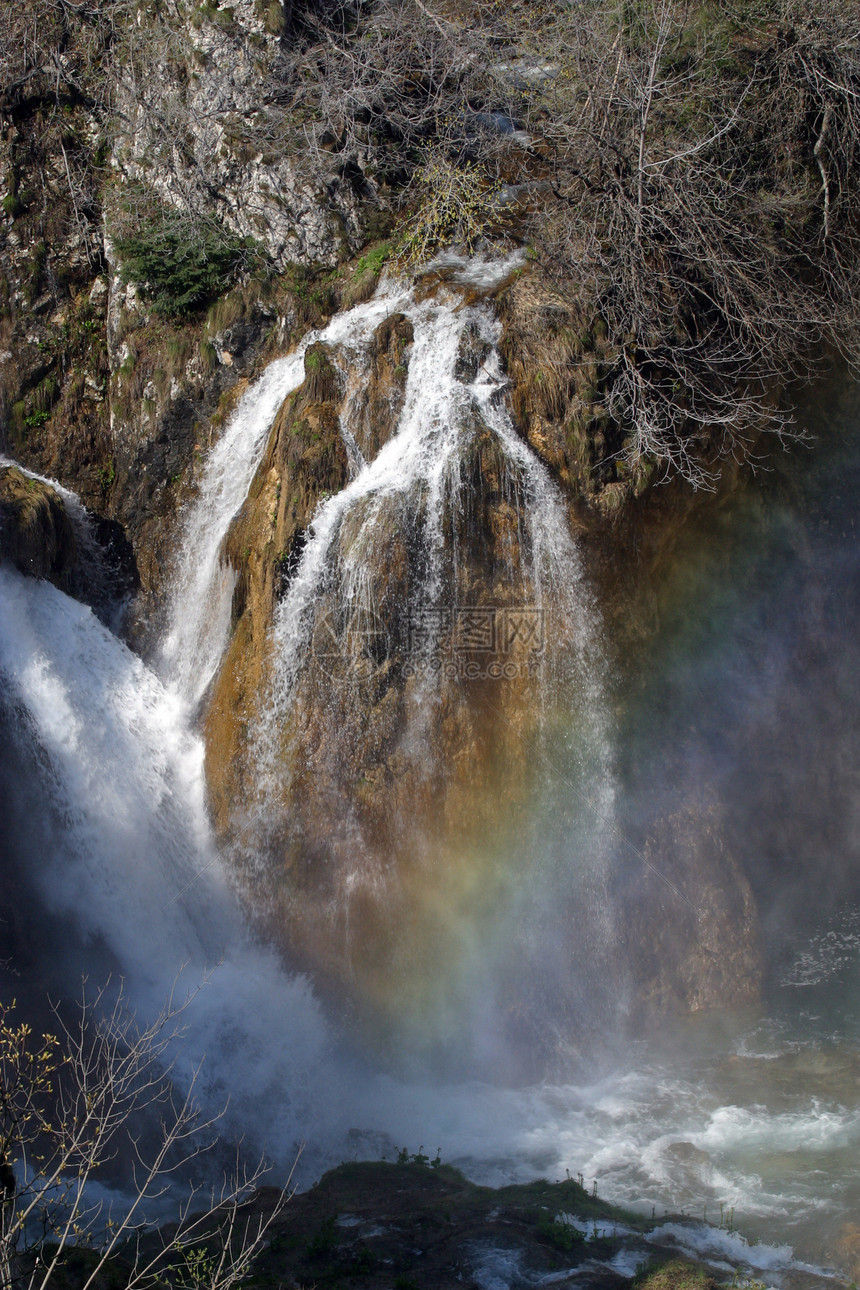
[1,269,858,1285]
[157,283,410,707]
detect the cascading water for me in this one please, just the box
[211,272,622,1063]
[0,454,128,628]
[0,558,336,1141]
[157,283,411,707]
[2,265,860,1282]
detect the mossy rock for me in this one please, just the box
[302,343,340,404]
[0,466,77,588]
[635,1259,720,1290]
[250,1161,652,1290]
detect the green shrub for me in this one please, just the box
[537,1214,586,1251]
[354,242,391,278]
[2,192,25,219]
[115,210,262,318]
[23,410,50,429]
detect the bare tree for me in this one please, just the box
[0,979,291,1290]
[483,0,860,485]
[259,0,860,487]
[3,0,858,485]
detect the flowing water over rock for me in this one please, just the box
[1,268,859,1283]
[157,283,413,708]
[196,269,622,1063]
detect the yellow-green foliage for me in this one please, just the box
[0,1001,66,1168]
[634,1259,719,1290]
[396,152,500,266]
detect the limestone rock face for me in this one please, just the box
[203,304,566,1051]
[205,340,349,809]
[115,1,361,269]
[0,467,77,588]
[348,314,414,462]
[0,0,366,646]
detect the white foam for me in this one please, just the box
[646,1221,843,1281]
[0,561,334,1149]
[695,1103,860,1155]
[2,272,858,1279]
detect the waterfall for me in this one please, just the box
[0,562,224,974]
[2,267,859,1271]
[0,553,338,1152]
[254,292,613,768]
[213,272,621,1062]
[0,258,618,1088]
[157,283,411,707]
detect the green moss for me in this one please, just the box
[255,0,285,33]
[33,376,59,414]
[98,458,116,492]
[354,242,391,278]
[302,344,339,403]
[2,192,25,220]
[23,243,48,305]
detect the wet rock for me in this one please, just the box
[349,313,414,462]
[454,319,493,383]
[204,376,558,1056]
[618,800,762,1017]
[837,1223,860,1281]
[0,466,76,588]
[205,340,350,836]
[247,1161,720,1290]
[199,281,766,1051]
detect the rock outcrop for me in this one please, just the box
[203,293,590,1054]
[114,0,362,270]
[0,466,77,588]
[245,1161,729,1290]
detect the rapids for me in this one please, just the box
[1,271,859,1284]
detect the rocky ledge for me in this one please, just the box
[0,465,76,588]
[240,1161,795,1290]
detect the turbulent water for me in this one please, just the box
[1,269,859,1283]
